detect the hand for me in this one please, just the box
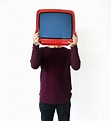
[33,32,40,46]
[70,32,78,47]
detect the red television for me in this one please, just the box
[35,9,75,46]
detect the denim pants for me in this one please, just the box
[39,101,71,121]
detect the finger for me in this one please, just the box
[33,36,38,42]
[33,32,39,39]
[36,32,39,35]
[34,36,39,41]
[75,32,78,39]
[68,41,71,44]
[34,32,39,36]
[36,31,39,34]
[33,33,37,38]
[72,35,77,41]
[34,33,39,37]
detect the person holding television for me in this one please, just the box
[30,32,81,121]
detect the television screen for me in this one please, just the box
[39,12,72,39]
[35,9,75,45]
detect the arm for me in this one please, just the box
[30,32,42,69]
[70,45,81,70]
[70,33,81,70]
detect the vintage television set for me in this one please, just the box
[35,9,75,45]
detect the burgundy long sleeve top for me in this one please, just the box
[30,44,81,104]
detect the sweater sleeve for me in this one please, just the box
[30,44,42,69]
[70,45,81,70]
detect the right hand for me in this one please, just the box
[70,32,78,47]
[33,32,40,46]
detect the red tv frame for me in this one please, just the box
[35,9,75,46]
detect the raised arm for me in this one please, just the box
[70,33,81,70]
[30,32,42,69]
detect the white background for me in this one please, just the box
[0,0,111,121]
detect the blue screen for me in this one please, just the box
[39,12,72,39]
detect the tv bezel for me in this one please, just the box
[35,9,75,45]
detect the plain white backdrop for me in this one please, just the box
[0,0,111,121]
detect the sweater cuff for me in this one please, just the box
[33,44,39,51]
[71,45,78,52]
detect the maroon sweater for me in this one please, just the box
[30,44,81,104]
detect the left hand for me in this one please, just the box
[70,32,78,47]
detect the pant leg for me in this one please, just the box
[56,101,71,121]
[39,101,55,121]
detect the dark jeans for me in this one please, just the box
[39,101,71,121]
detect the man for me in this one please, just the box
[30,32,81,121]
